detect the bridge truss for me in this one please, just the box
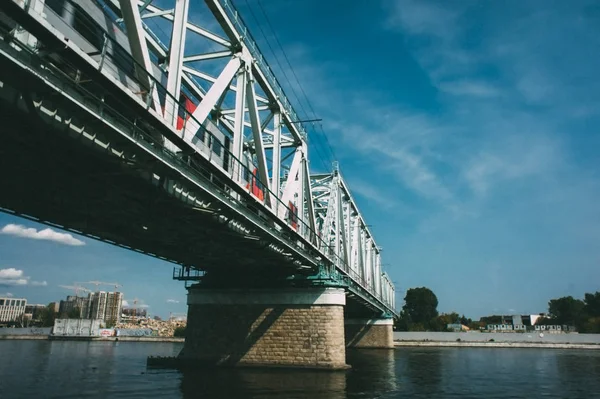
[0,0,396,317]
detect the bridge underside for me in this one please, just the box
[0,40,391,320]
[0,72,295,278]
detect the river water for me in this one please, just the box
[1,341,599,398]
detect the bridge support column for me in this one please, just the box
[345,318,394,348]
[178,286,349,369]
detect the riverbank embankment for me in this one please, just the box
[394,331,600,349]
[395,341,600,349]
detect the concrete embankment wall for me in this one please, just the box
[394,331,600,344]
[0,327,52,337]
[0,327,183,342]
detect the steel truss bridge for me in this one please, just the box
[0,0,397,318]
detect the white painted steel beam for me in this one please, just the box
[135,1,231,47]
[183,50,233,62]
[271,111,281,195]
[118,0,162,115]
[165,0,189,128]
[231,68,246,174]
[183,56,241,141]
[302,153,317,244]
[246,70,271,206]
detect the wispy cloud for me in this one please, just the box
[384,0,460,39]
[0,268,47,287]
[1,292,14,298]
[329,106,454,206]
[166,299,180,304]
[1,224,85,246]
[437,80,501,98]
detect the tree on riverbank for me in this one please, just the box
[396,287,439,331]
[39,304,57,327]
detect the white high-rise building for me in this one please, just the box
[0,297,27,322]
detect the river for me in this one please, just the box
[0,341,599,398]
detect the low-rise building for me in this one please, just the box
[24,304,47,321]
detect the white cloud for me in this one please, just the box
[122,300,130,307]
[166,299,180,304]
[1,224,85,246]
[0,267,28,286]
[0,268,47,287]
[1,293,14,298]
[0,268,23,279]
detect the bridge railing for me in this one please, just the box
[2,0,396,314]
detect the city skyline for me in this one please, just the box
[2,0,600,319]
[0,215,186,319]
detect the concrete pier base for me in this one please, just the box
[345,318,394,348]
[178,287,349,369]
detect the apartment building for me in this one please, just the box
[0,297,27,322]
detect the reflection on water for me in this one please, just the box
[180,368,347,399]
[1,341,600,398]
[346,349,397,395]
[401,347,442,396]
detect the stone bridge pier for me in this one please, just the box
[344,318,394,349]
[174,285,394,370]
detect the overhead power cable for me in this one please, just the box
[255,0,338,166]
[242,0,330,171]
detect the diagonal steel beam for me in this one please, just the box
[183,56,241,141]
[118,0,162,115]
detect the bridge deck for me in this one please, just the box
[0,0,397,318]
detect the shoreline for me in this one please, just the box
[394,340,600,349]
[0,335,184,343]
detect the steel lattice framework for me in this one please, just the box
[0,0,396,315]
[113,0,316,237]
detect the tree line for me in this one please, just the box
[541,293,600,333]
[395,287,600,333]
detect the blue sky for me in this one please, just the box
[2,0,600,318]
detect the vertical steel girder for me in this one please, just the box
[165,0,189,127]
[232,68,246,173]
[246,69,271,207]
[271,112,282,195]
